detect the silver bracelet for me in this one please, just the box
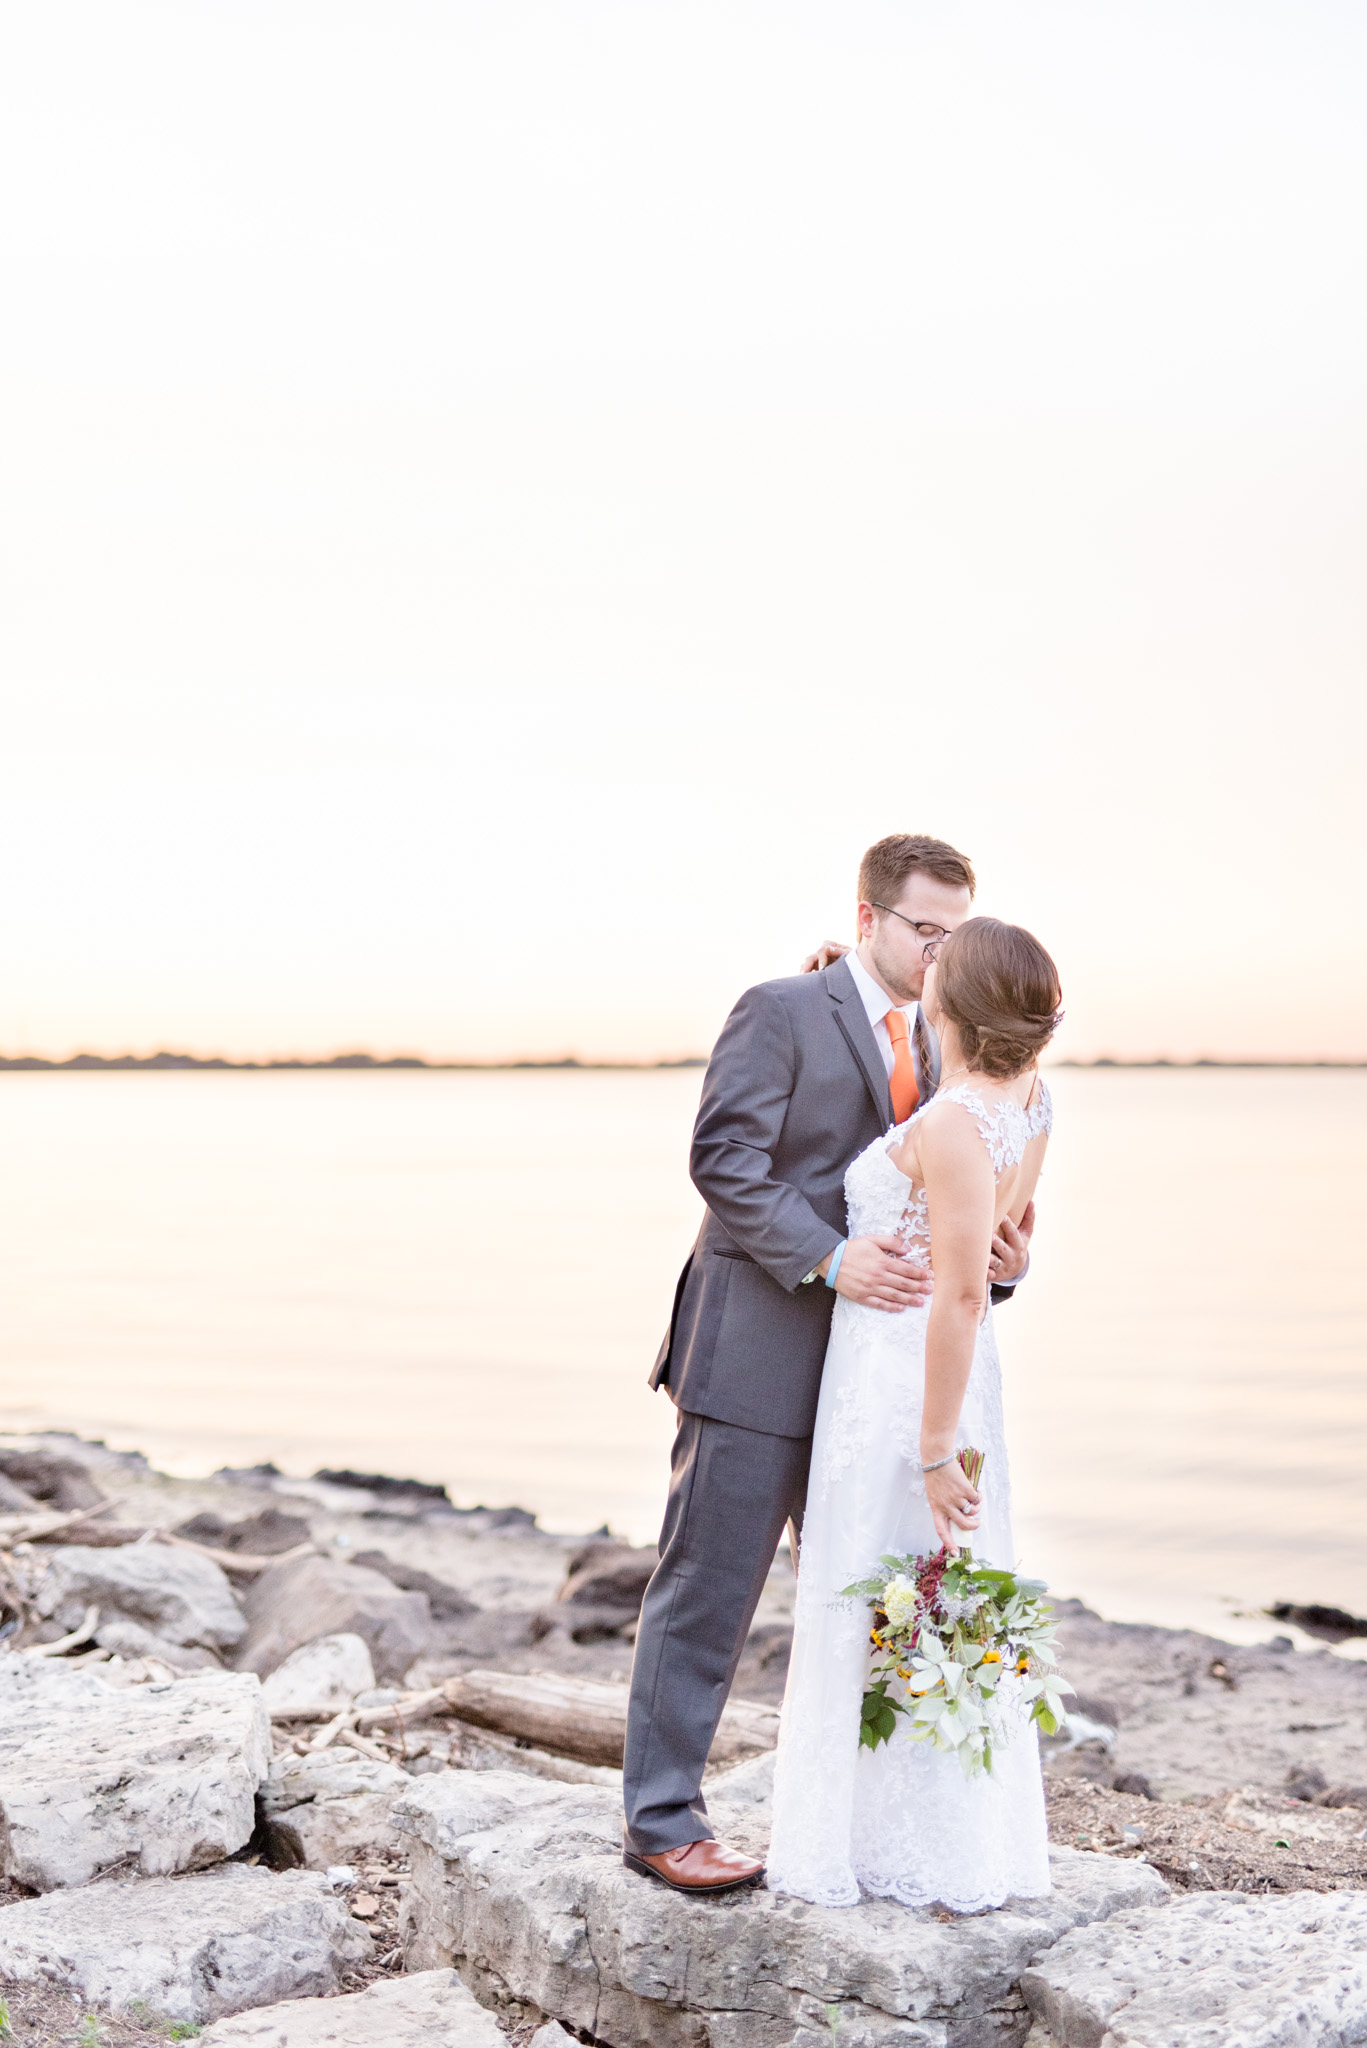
[917,1452,958,1475]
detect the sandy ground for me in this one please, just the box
[1048,1598,1367,1802]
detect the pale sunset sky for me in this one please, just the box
[2,1,1364,1063]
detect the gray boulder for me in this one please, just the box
[34,1542,246,1653]
[237,1555,430,1682]
[259,1633,377,1718]
[350,1549,478,1621]
[393,1770,1167,2048]
[1020,1889,1367,2047]
[0,1471,40,1511]
[0,1656,269,1888]
[94,1617,222,1670]
[197,1968,506,2044]
[0,1864,370,2026]
[558,1541,657,1609]
[260,1747,409,1868]
[175,1507,312,1555]
[0,1447,103,1511]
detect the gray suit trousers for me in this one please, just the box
[622,1408,811,1855]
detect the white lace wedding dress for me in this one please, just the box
[766,1081,1053,1912]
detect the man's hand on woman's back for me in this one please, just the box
[826,1234,931,1311]
[988,1201,1034,1285]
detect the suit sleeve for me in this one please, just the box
[690,985,844,1292]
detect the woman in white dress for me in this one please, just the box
[766,916,1062,1913]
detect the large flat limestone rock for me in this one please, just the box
[0,1864,371,2026]
[1020,1890,1367,2047]
[0,1656,270,1889]
[393,1770,1167,2048]
[197,1967,505,2045]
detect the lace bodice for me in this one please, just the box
[843,1077,1053,1259]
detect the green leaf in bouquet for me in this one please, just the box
[858,1679,906,1749]
[1034,1705,1059,1736]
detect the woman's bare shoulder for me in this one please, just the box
[915,1094,1000,1172]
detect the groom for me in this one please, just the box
[621,832,1033,1892]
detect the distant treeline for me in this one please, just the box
[0,1051,709,1072]
[0,1052,1361,1073]
[1053,1058,1367,1070]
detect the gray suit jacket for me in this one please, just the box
[652,956,944,1440]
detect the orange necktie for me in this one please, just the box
[885,1007,919,1123]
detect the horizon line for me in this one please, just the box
[1,1051,1364,1074]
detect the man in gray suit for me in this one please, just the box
[622,833,1033,1893]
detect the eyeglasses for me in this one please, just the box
[871,904,951,961]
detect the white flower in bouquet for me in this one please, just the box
[880,1575,920,1631]
[842,1449,1073,1777]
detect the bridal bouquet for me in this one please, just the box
[841,1451,1071,1778]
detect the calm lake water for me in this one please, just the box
[2,1068,1363,1648]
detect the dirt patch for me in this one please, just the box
[329,1845,410,1990]
[1045,1775,1367,1894]
[0,1981,202,2045]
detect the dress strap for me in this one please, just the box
[931,1081,1048,1175]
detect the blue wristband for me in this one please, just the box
[825,1241,847,1289]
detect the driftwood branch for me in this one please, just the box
[273,1670,778,1771]
[451,1723,623,1788]
[271,1684,448,1729]
[354,1686,447,1731]
[157,1534,315,1577]
[24,1603,101,1657]
[306,1708,356,1752]
[334,1725,393,1765]
[439,1669,779,1769]
[0,1499,120,1548]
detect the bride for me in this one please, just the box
[766,915,1062,1912]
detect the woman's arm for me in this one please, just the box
[917,1106,998,1548]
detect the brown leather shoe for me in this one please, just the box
[622,1837,765,1895]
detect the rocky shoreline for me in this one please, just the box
[1,1431,1364,2047]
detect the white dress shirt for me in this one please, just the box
[845,946,919,1082]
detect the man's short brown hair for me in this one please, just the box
[858,833,976,906]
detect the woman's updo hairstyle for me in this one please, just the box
[933,918,1062,1080]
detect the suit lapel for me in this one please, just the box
[824,957,894,1126]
